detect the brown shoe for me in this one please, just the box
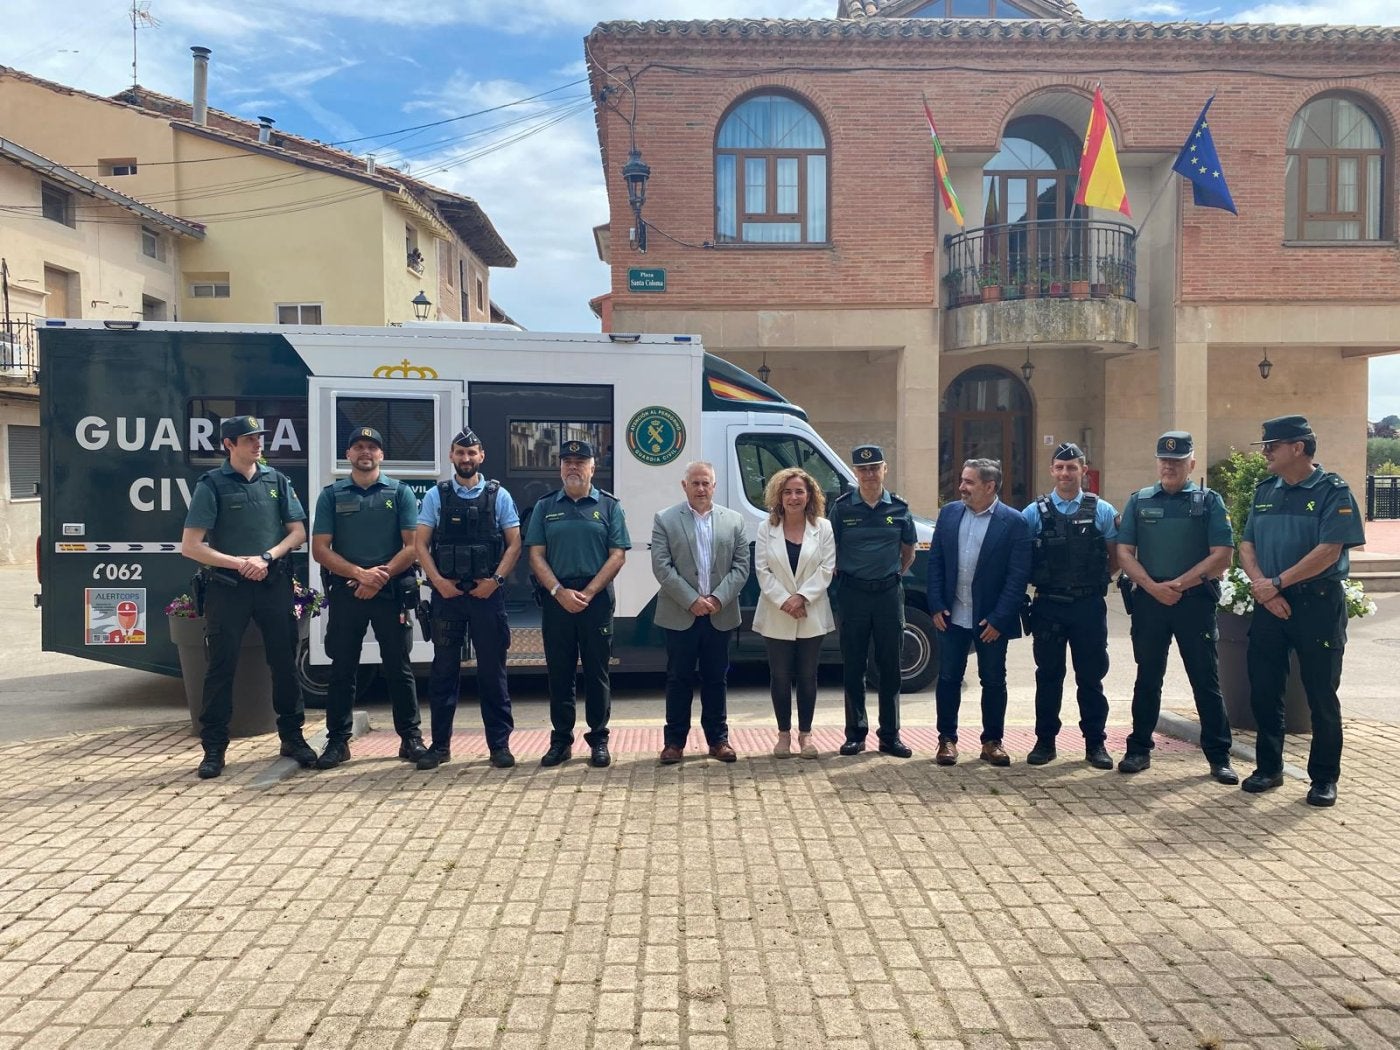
[935,739,958,766]
[709,742,737,763]
[980,740,1012,767]
[659,744,684,765]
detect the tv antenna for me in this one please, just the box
[130,1,161,88]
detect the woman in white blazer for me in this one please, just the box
[753,467,836,759]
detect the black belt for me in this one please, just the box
[1035,588,1104,602]
[557,576,596,589]
[842,574,901,593]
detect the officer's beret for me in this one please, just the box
[220,415,267,441]
[1155,431,1193,459]
[1252,415,1314,445]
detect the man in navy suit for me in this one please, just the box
[926,458,1033,766]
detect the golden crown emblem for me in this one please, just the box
[568,442,580,452]
[1165,438,1176,450]
[373,358,439,380]
[859,448,872,460]
[246,416,257,427]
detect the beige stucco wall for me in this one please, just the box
[0,399,41,564]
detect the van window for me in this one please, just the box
[735,433,846,512]
[335,397,436,469]
[187,398,306,467]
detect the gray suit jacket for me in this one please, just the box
[650,501,751,631]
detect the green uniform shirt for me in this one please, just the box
[1242,466,1365,580]
[1117,481,1233,580]
[829,489,916,580]
[524,486,631,580]
[184,462,305,556]
[312,474,417,568]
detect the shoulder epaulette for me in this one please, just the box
[833,490,853,504]
[595,488,618,503]
[1326,473,1348,488]
[1136,485,1157,500]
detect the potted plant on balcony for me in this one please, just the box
[1022,266,1042,300]
[1099,257,1129,297]
[1069,261,1091,301]
[406,247,425,274]
[1002,266,1024,300]
[941,267,964,307]
[977,262,1002,302]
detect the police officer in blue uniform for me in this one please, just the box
[829,445,916,757]
[1022,442,1119,769]
[415,428,522,770]
[1115,432,1238,783]
[180,415,317,779]
[526,439,631,768]
[1239,415,1365,807]
[310,426,425,770]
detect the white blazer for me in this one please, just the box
[752,517,836,640]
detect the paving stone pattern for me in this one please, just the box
[0,721,1397,1049]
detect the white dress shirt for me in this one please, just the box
[951,499,998,629]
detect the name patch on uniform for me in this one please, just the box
[1139,507,1165,520]
[842,517,862,526]
[544,512,567,522]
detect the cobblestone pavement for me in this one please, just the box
[1,722,1397,1050]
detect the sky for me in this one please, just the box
[2,0,1398,416]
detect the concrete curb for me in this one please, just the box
[250,709,373,788]
[1156,710,1308,781]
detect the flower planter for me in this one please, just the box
[980,285,1002,303]
[168,615,310,738]
[1069,280,1090,301]
[1216,610,1311,734]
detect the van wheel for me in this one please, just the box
[900,607,938,693]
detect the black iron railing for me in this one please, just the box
[1367,475,1400,520]
[0,315,38,382]
[943,218,1138,309]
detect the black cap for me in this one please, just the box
[451,428,481,448]
[220,415,267,441]
[1053,442,1085,462]
[346,426,383,449]
[1252,415,1314,445]
[1155,431,1193,459]
[851,444,885,466]
[560,439,594,459]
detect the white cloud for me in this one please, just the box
[1229,2,1397,23]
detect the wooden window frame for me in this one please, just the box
[1290,147,1384,237]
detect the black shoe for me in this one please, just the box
[540,742,573,768]
[315,739,350,770]
[1026,741,1057,766]
[1086,745,1114,770]
[1117,752,1151,774]
[398,736,430,763]
[839,739,866,756]
[1210,763,1240,785]
[490,748,516,769]
[1306,781,1337,807]
[878,738,913,758]
[279,736,318,768]
[590,743,612,768]
[1242,770,1284,794]
[197,746,226,780]
[416,745,449,771]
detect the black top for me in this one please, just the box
[785,538,802,574]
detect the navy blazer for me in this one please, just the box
[925,499,1032,638]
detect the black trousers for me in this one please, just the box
[428,590,512,752]
[324,587,420,744]
[1126,588,1232,763]
[662,616,732,747]
[1031,594,1110,747]
[837,582,903,743]
[1248,579,1346,784]
[764,636,822,733]
[199,572,303,747]
[934,622,1009,744]
[542,587,614,747]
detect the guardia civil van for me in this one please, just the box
[37,321,937,694]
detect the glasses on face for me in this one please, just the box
[1261,441,1297,453]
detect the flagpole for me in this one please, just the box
[1135,168,1177,231]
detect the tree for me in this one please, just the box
[1368,437,1400,472]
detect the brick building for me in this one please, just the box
[586,1,1399,512]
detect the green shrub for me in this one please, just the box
[1207,449,1271,556]
[1367,437,1400,471]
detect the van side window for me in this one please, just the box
[735,433,845,511]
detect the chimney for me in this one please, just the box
[365,154,376,175]
[257,115,275,144]
[191,46,211,126]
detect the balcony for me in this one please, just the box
[0,316,39,385]
[942,218,1139,354]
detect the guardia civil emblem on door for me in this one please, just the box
[625,406,686,466]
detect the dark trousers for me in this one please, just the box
[765,636,822,732]
[428,590,512,752]
[1126,588,1232,763]
[662,616,732,747]
[542,587,614,747]
[199,572,303,747]
[837,582,903,743]
[1248,580,1346,784]
[1031,594,1110,747]
[325,588,420,744]
[934,622,1009,744]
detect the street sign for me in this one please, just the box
[628,268,666,293]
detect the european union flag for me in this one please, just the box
[1172,96,1237,215]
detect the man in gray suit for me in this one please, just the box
[651,461,752,763]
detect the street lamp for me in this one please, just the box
[412,290,432,321]
[1258,348,1273,380]
[622,148,651,252]
[757,355,771,384]
[1021,347,1035,383]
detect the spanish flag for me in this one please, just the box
[1075,86,1131,217]
[922,98,965,228]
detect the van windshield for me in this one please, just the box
[735,432,847,512]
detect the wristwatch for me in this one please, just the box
[490,574,506,586]
[260,551,275,564]
[550,583,561,596]
[1271,575,1283,590]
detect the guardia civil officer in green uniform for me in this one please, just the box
[829,445,916,757]
[1239,415,1364,807]
[1115,431,1238,783]
[180,416,316,779]
[310,426,425,770]
[526,439,631,768]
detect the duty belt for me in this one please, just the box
[842,573,900,593]
[1034,587,1103,602]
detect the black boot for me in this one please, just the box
[315,739,351,770]
[398,735,430,763]
[280,735,318,768]
[197,744,226,780]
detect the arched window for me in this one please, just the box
[715,94,828,245]
[1285,96,1386,241]
[939,366,1033,509]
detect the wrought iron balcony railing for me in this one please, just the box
[0,316,39,383]
[942,218,1137,309]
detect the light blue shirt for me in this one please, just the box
[417,475,520,530]
[952,500,997,629]
[1021,490,1119,540]
[690,506,714,595]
